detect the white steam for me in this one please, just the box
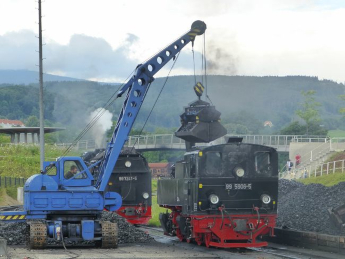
[88,108,113,148]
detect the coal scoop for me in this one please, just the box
[175,82,226,145]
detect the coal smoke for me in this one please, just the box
[88,108,113,148]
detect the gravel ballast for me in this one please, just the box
[277,179,345,236]
[0,211,153,246]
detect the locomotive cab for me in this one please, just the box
[158,141,278,248]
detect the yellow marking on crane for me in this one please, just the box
[6,216,12,220]
[13,215,19,220]
[19,215,25,219]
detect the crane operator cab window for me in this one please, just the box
[64,160,87,179]
[255,152,272,177]
[45,165,57,176]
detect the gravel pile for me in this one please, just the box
[101,211,153,244]
[0,211,153,246]
[277,179,345,236]
[0,222,26,245]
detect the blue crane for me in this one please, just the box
[0,20,206,248]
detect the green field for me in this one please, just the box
[298,171,345,186]
[328,130,345,138]
[148,179,167,226]
[0,144,79,178]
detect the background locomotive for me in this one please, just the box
[83,147,152,225]
[157,83,278,248]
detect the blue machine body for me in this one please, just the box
[0,21,207,245]
[21,157,122,219]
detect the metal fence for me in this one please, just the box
[280,159,345,180]
[0,177,26,188]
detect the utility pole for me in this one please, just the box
[38,0,45,170]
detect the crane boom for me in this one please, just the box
[96,21,206,191]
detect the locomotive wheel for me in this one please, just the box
[26,222,47,249]
[100,221,118,248]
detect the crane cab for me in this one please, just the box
[43,157,94,188]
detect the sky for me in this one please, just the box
[1,0,345,83]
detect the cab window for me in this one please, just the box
[45,165,57,176]
[255,152,272,177]
[204,152,223,176]
[64,160,87,179]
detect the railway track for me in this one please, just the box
[139,225,344,259]
[0,207,343,258]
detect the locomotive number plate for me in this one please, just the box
[225,183,252,190]
[119,176,138,181]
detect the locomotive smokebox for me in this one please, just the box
[175,99,226,144]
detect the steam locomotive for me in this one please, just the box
[158,140,278,248]
[82,148,152,224]
[157,82,278,248]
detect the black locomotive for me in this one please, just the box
[157,82,278,248]
[82,148,152,224]
[158,139,278,248]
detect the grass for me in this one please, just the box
[0,144,79,178]
[298,171,345,186]
[0,186,21,205]
[328,130,345,138]
[148,179,167,226]
[5,185,19,199]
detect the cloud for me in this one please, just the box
[0,30,37,71]
[0,30,140,81]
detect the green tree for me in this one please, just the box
[280,121,327,136]
[295,90,321,135]
[338,95,345,117]
[280,121,305,135]
[25,115,39,127]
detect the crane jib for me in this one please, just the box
[96,21,206,192]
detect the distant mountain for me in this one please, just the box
[0,70,83,85]
[1,75,345,136]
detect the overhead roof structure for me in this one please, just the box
[0,127,65,144]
